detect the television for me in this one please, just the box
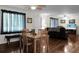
[1,10,26,34]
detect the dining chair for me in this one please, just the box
[21,29,33,53]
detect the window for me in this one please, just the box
[50,17,58,28]
[1,10,26,34]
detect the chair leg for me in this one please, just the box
[23,44,25,53]
[23,45,29,53]
[19,39,22,53]
[26,45,28,53]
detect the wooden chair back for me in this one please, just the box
[22,29,29,45]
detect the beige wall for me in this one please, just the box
[41,13,79,29]
[0,6,79,44]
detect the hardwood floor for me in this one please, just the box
[48,39,67,53]
[0,41,20,53]
[0,34,79,53]
[0,39,67,53]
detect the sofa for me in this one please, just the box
[47,26,68,39]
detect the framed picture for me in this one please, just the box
[60,20,65,23]
[27,18,32,23]
[69,19,75,24]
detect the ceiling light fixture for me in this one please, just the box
[30,6,37,10]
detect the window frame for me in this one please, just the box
[1,9,26,34]
[50,17,59,28]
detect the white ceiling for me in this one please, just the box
[2,5,79,14]
[44,5,79,14]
